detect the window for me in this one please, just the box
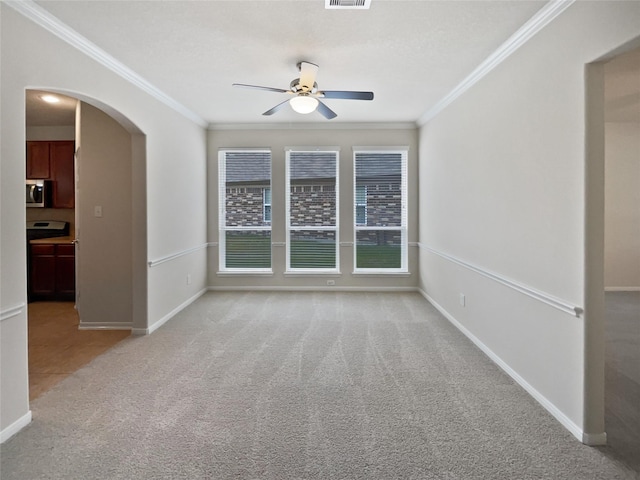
[219,150,271,271]
[286,149,339,271]
[353,149,408,272]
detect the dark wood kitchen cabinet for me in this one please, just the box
[26,141,75,208]
[29,243,75,301]
[26,142,51,178]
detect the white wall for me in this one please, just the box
[207,127,419,290]
[604,122,640,290]
[0,5,207,440]
[418,1,640,444]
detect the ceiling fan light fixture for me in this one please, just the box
[290,95,318,114]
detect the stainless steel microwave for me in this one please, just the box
[26,179,51,208]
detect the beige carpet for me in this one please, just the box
[1,292,637,479]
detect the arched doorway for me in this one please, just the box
[25,89,147,398]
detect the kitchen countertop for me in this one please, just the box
[30,235,75,245]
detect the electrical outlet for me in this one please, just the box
[94,205,103,218]
[459,293,466,307]
[327,279,335,286]
[186,274,192,285]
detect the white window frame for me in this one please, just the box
[353,148,408,274]
[218,149,272,273]
[285,147,340,274]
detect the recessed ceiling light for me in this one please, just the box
[40,94,60,104]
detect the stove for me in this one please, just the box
[26,220,70,240]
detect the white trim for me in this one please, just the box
[418,289,588,444]
[208,242,219,248]
[1,411,32,444]
[421,244,583,317]
[209,122,417,131]
[352,146,411,152]
[208,286,418,292]
[285,146,341,152]
[417,0,576,126]
[4,0,206,128]
[604,287,640,292]
[0,303,26,322]
[148,243,208,267]
[217,147,271,152]
[78,322,132,331]
[132,288,207,335]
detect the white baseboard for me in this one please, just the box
[78,322,132,330]
[1,410,32,444]
[133,288,207,335]
[604,287,640,292]
[417,288,590,445]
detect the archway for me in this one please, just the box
[25,88,148,397]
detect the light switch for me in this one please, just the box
[94,205,103,218]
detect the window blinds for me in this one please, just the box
[219,150,272,270]
[286,150,339,270]
[354,151,407,271]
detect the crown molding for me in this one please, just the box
[5,0,207,128]
[417,0,576,126]
[208,122,417,131]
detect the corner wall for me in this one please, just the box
[418,1,640,443]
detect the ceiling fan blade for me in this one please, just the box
[316,100,337,120]
[262,99,290,116]
[233,83,290,94]
[298,61,319,91]
[319,90,374,100]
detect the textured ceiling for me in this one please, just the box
[30,0,547,126]
[23,1,640,127]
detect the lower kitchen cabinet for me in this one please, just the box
[30,243,75,301]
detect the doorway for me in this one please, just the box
[25,89,147,399]
[602,47,640,469]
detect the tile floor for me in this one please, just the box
[28,301,130,400]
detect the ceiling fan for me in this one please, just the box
[233,61,374,120]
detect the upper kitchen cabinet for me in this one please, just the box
[26,141,51,178]
[26,140,75,208]
[51,142,75,208]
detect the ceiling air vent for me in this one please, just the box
[325,0,371,9]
